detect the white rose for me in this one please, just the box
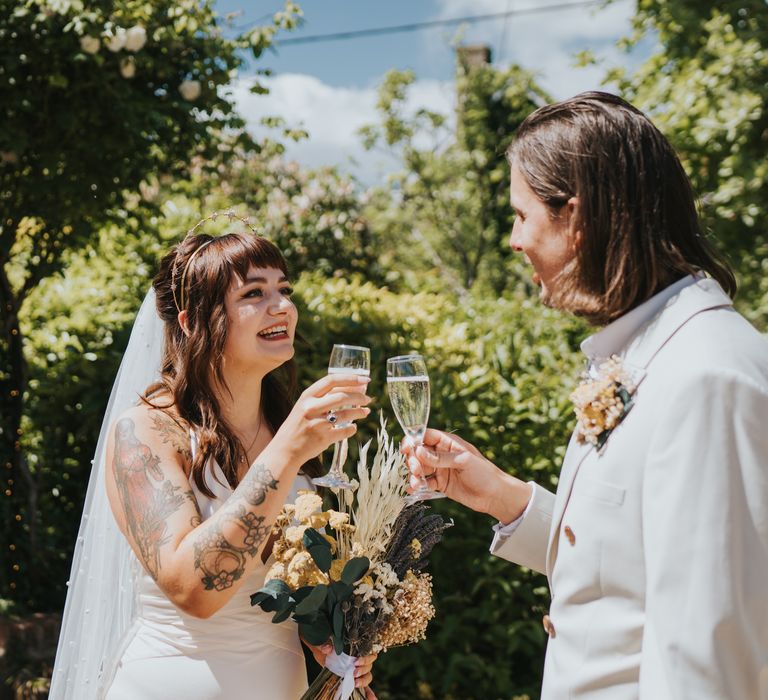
[79,36,100,54]
[178,79,201,101]
[106,27,126,52]
[124,26,147,52]
[119,56,136,79]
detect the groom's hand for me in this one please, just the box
[403,429,532,524]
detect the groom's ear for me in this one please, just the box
[565,196,582,251]
[177,310,191,337]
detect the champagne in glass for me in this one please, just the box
[312,344,370,490]
[387,354,445,503]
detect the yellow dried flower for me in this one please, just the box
[410,538,422,559]
[294,492,323,522]
[329,557,349,581]
[328,510,350,529]
[285,525,308,546]
[308,512,330,529]
[278,546,298,564]
[376,572,435,652]
[265,561,287,583]
[323,534,338,555]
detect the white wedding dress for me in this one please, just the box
[104,435,310,700]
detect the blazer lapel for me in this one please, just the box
[545,278,732,580]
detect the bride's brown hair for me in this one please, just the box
[145,232,317,496]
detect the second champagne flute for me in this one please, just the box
[312,344,371,490]
[386,354,446,504]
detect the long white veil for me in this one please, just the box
[49,289,164,700]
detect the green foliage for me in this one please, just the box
[360,63,549,296]
[175,145,380,280]
[0,0,303,603]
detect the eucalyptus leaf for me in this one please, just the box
[332,603,344,639]
[299,618,331,646]
[294,584,328,615]
[341,556,370,585]
[303,529,333,572]
[272,606,293,624]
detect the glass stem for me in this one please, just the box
[330,439,347,478]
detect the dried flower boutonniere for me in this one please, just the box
[570,355,638,451]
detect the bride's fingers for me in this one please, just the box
[355,671,373,688]
[304,373,370,397]
[311,391,373,414]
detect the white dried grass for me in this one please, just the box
[336,414,408,562]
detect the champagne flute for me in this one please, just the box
[312,344,371,490]
[387,354,445,504]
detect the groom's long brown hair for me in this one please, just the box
[146,232,319,497]
[507,91,736,326]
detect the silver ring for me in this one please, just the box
[326,410,338,425]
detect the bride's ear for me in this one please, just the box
[178,310,191,337]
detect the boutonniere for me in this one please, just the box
[570,355,638,451]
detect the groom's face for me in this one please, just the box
[508,164,578,306]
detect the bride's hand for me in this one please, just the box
[402,429,531,522]
[303,641,378,693]
[270,373,371,465]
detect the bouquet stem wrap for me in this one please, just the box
[301,659,366,700]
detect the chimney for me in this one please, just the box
[456,44,492,69]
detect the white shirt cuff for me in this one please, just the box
[491,482,536,537]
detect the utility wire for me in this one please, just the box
[263,0,618,46]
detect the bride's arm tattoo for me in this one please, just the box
[191,462,278,590]
[150,412,192,462]
[193,504,271,591]
[240,462,279,505]
[113,417,189,580]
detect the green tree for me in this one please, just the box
[360,55,549,296]
[0,0,302,605]
[176,139,381,280]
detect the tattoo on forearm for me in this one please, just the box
[113,417,188,579]
[150,412,192,462]
[240,462,279,506]
[193,505,271,591]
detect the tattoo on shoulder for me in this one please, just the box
[192,505,271,591]
[150,412,192,462]
[240,462,279,506]
[113,417,190,580]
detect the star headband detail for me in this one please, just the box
[171,209,260,314]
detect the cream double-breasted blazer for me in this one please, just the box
[491,276,768,699]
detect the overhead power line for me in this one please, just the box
[267,0,619,46]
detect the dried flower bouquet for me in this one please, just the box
[251,416,451,700]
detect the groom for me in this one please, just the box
[405,92,768,699]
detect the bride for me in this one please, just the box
[49,216,377,699]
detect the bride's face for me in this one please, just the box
[221,265,297,375]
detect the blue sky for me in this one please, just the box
[216,0,650,183]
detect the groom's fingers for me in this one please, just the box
[414,445,464,470]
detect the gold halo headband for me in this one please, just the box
[171,209,260,314]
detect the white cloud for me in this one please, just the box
[433,0,638,98]
[231,74,455,185]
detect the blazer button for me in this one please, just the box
[564,525,575,546]
[542,614,556,638]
